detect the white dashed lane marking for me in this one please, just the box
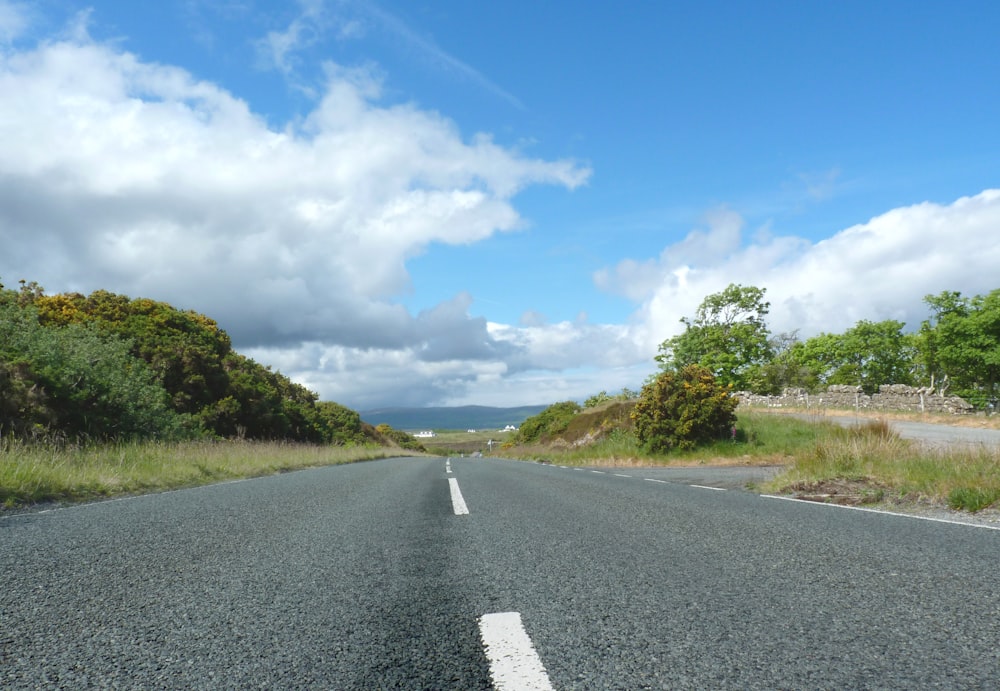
[448,477,469,515]
[479,612,554,691]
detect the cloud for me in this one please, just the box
[360,1,525,110]
[607,189,1000,354]
[0,1,29,44]
[254,0,524,110]
[0,28,590,407]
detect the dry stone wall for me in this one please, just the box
[735,384,974,414]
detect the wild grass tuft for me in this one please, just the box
[764,419,1000,511]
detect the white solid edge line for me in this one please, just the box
[690,484,726,491]
[449,477,469,515]
[760,494,1000,531]
[479,612,554,691]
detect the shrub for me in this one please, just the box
[631,364,738,452]
[514,401,582,444]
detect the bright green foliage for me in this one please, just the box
[789,320,915,394]
[919,289,1000,405]
[656,284,773,391]
[0,301,188,440]
[756,331,816,394]
[631,365,738,452]
[0,278,380,444]
[514,401,582,443]
[315,401,371,445]
[34,290,232,416]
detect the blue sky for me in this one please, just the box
[1,0,999,409]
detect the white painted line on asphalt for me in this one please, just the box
[449,478,469,515]
[690,484,726,491]
[591,470,606,474]
[479,612,553,691]
[644,478,668,484]
[446,460,452,474]
[614,473,633,478]
[760,494,1000,531]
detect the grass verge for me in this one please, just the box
[0,438,416,511]
[760,419,1000,512]
[497,411,841,467]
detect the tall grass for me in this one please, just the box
[0,438,409,510]
[499,412,1000,512]
[762,419,1000,511]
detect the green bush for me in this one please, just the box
[514,401,582,443]
[0,302,190,441]
[631,364,738,452]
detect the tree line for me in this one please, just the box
[0,279,417,446]
[656,283,1000,408]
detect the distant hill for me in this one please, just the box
[360,405,549,431]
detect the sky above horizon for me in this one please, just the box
[1,0,998,410]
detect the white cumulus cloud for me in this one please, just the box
[611,190,1000,354]
[0,27,592,408]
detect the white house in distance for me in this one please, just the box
[414,430,436,438]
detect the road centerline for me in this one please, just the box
[478,612,553,691]
[448,477,469,515]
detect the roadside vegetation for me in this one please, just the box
[497,280,1000,513]
[0,437,421,510]
[5,277,1000,514]
[0,277,424,511]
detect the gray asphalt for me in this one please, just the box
[4,456,1000,688]
[791,412,1000,447]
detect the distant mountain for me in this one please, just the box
[360,405,549,431]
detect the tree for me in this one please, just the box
[756,331,817,394]
[787,320,915,394]
[631,364,738,452]
[656,284,774,391]
[920,289,1000,405]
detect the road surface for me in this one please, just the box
[791,412,1000,447]
[3,456,999,688]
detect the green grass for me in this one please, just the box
[421,429,515,456]
[0,438,414,510]
[498,410,1000,512]
[761,419,1000,512]
[498,411,839,467]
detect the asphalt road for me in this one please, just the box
[4,456,1000,689]
[790,412,1000,447]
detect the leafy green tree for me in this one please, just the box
[787,320,915,394]
[919,289,1000,405]
[631,364,738,452]
[656,284,773,391]
[756,331,817,393]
